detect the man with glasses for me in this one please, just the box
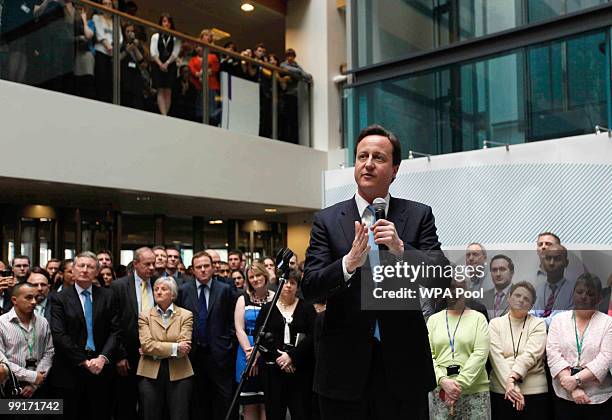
[12,255,31,283]
[48,251,120,420]
[177,251,236,420]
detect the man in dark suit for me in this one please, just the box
[0,260,15,315]
[166,246,189,284]
[303,124,449,420]
[48,251,120,420]
[110,246,156,420]
[27,267,53,322]
[482,254,514,319]
[176,251,236,420]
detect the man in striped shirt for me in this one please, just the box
[0,282,54,398]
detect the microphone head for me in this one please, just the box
[275,248,294,271]
[373,197,386,213]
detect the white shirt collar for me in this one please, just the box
[156,303,175,317]
[354,192,390,219]
[74,282,93,296]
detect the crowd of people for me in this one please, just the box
[0,0,312,143]
[0,231,610,419]
[422,232,612,420]
[0,247,321,420]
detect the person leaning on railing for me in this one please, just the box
[546,273,612,420]
[489,281,550,420]
[427,277,491,419]
[137,277,194,420]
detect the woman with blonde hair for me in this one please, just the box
[234,260,275,420]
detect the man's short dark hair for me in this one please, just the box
[29,267,51,284]
[46,258,61,266]
[192,251,213,266]
[60,259,73,272]
[97,249,113,261]
[537,232,561,244]
[12,255,31,265]
[12,282,35,297]
[255,43,266,50]
[165,245,179,253]
[490,254,514,272]
[229,250,243,259]
[354,124,402,166]
[285,48,296,57]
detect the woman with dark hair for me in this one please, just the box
[171,64,197,121]
[150,13,181,115]
[234,261,274,420]
[547,273,612,419]
[255,270,316,420]
[97,265,116,287]
[231,269,246,290]
[220,41,240,76]
[489,281,550,420]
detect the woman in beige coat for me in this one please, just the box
[137,277,194,420]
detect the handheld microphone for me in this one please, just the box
[372,197,388,251]
[275,248,294,272]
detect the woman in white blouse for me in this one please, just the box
[489,281,550,419]
[150,13,181,116]
[92,0,122,103]
[547,273,612,420]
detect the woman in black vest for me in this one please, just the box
[150,13,180,115]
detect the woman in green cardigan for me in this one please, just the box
[427,277,491,419]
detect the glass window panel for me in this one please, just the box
[353,0,609,68]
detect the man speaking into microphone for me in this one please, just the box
[303,124,449,419]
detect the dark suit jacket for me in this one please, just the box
[0,290,13,315]
[48,284,120,388]
[111,274,152,367]
[176,278,236,368]
[302,196,449,401]
[600,287,611,313]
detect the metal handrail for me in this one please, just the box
[75,0,312,81]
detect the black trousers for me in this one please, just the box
[554,394,611,420]
[54,368,113,420]
[261,364,312,420]
[138,359,192,420]
[95,53,113,103]
[190,347,234,420]
[490,391,552,420]
[317,341,429,420]
[112,367,140,420]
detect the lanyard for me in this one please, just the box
[17,321,36,360]
[572,311,593,366]
[445,308,465,360]
[509,315,528,360]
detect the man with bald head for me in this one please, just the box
[531,244,575,328]
[111,247,156,420]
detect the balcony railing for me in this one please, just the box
[0,0,312,146]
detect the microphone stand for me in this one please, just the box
[224,265,291,420]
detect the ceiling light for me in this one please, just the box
[241,1,255,12]
[209,219,224,225]
[264,208,277,213]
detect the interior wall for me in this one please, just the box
[287,212,314,263]
[286,0,347,154]
[0,80,326,210]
